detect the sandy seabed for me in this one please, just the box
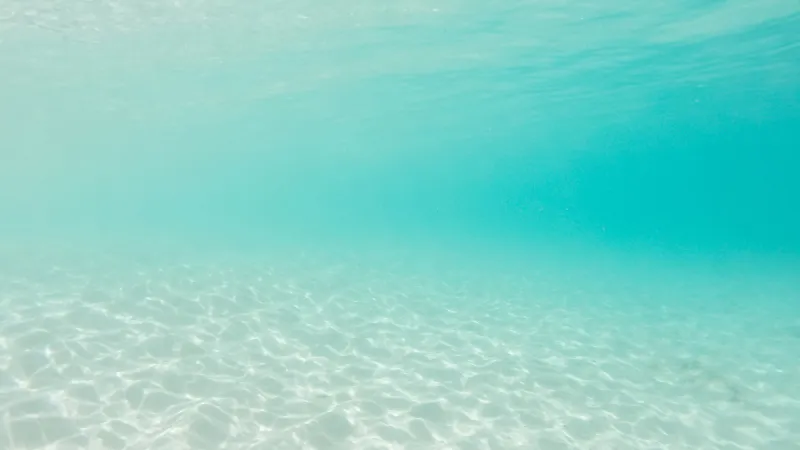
[0,245,798,450]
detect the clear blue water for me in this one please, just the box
[1,1,799,449]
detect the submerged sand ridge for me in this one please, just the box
[0,248,798,449]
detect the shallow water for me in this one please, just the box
[1,0,800,449]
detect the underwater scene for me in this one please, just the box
[1,0,799,449]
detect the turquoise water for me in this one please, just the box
[1,1,799,449]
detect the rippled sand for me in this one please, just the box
[1,245,798,449]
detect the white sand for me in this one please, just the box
[0,245,798,449]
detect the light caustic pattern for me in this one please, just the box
[1,251,799,450]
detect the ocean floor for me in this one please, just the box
[0,239,798,450]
